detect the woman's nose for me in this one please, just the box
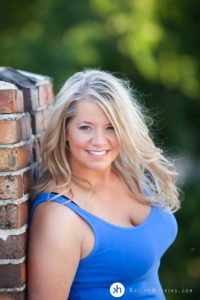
[91,129,107,146]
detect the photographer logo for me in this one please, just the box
[110,282,125,297]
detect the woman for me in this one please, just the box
[28,69,180,299]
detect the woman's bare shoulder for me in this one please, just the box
[28,192,82,299]
[30,190,84,242]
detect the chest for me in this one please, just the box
[80,198,152,260]
[76,208,178,286]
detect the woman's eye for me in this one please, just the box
[106,126,114,130]
[79,126,92,130]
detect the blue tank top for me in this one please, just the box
[29,192,178,300]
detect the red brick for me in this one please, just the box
[0,120,21,144]
[0,232,27,259]
[0,175,23,200]
[0,291,25,300]
[0,144,33,172]
[23,87,39,112]
[0,262,26,288]
[20,114,32,141]
[0,114,31,144]
[31,110,44,134]
[0,202,28,229]
[0,88,24,114]
[17,145,33,171]
[0,71,55,296]
[38,83,54,106]
[23,171,31,194]
[0,295,13,300]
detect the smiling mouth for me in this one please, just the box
[86,150,110,157]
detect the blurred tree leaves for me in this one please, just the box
[1,0,199,99]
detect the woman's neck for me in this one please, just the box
[72,168,115,189]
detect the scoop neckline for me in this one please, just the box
[45,192,155,231]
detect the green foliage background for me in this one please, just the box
[0,0,199,298]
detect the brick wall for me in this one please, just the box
[0,68,54,299]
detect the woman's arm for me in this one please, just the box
[27,202,83,300]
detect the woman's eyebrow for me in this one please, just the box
[78,121,112,125]
[79,121,93,125]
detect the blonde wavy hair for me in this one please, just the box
[31,69,181,212]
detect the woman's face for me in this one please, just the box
[66,100,120,175]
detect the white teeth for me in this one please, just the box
[89,151,107,156]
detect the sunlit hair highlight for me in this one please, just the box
[31,69,181,212]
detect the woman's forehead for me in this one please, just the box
[73,100,111,123]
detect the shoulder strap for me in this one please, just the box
[29,192,99,230]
